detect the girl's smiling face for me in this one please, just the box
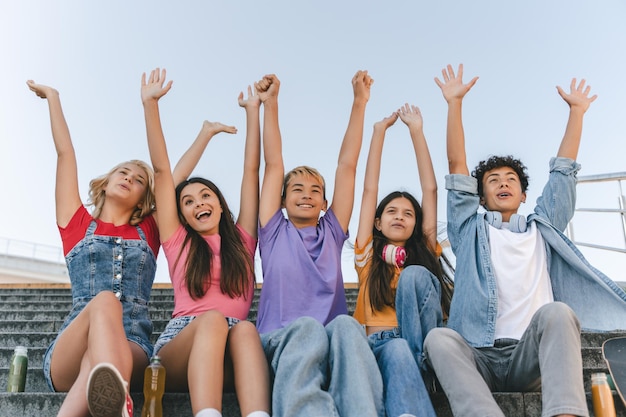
[375,197,416,246]
[179,182,223,235]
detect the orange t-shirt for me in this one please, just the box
[353,236,442,327]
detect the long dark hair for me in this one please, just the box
[174,177,255,300]
[367,191,454,316]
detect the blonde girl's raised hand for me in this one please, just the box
[27,79,81,227]
[26,80,58,100]
[141,68,173,104]
[201,120,237,136]
[434,63,478,104]
[397,103,423,131]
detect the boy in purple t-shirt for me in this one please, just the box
[255,72,383,417]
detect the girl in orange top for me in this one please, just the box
[354,104,453,417]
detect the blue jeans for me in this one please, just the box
[368,328,436,417]
[395,265,443,371]
[261,315,384,417]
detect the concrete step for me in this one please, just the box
[0,390,624,417]
[0,319,173,333]
[0,299,358,313]
[0,355,618,393]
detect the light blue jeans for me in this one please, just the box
[424,302,588,417]
[368,328,436,417]
[395,265,443,371]
[260,315,384,417]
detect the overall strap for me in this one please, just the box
[86,220,98,237]
[135,224,147,242]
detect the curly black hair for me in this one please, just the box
[472,155,529,197]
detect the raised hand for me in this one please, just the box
[373,112,398,131]
[255,74,280,103]
[141,68,173,103]
[352,70,373,104]
[201,120,237,137]
[26,80,58,99]
[398,103,423,131]
[556,78,597,113]
[434,64,478,103]
[238,85,261,109]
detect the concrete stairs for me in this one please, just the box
[0,285,625,416]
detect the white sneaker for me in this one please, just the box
[86,363,132,417]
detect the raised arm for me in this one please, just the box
[330,70,373,232]
[555,78,597,160]
[398,104,438,250]
[355,112,398,246]
[140,68,179,241]
[27,81,81,227]
[257,74,284,227]
[172,121,237,186]
[434,64,478,176]
[236,86,261,238]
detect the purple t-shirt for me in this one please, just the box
[256,208,349,333]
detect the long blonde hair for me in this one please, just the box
[88,160,155,226]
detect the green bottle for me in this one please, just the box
[7,346,28,392]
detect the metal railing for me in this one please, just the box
[567,172,626,254]
[0,237,65,264]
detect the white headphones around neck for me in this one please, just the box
[382,244,406,268]
[485,211,527,233]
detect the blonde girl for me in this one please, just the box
[28,80,158,417]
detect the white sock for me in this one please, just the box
[246,412,270,417]
[195,408,222,417]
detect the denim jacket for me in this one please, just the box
[446,157,626,348]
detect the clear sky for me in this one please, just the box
[2,1,626,283]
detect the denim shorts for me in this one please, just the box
[153,315,241,355]
[42,298,153,392]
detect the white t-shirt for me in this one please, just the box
[489,221,554,340]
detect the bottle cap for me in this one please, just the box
[591,372,608,383]
[14,346,28,356]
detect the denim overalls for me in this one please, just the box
[43,220,157,391]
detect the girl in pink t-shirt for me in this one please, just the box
[141,68,269,417]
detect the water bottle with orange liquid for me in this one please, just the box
[141,356,166,417]
[591,372,616,417]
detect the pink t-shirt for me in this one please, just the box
[162,224,256,319]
